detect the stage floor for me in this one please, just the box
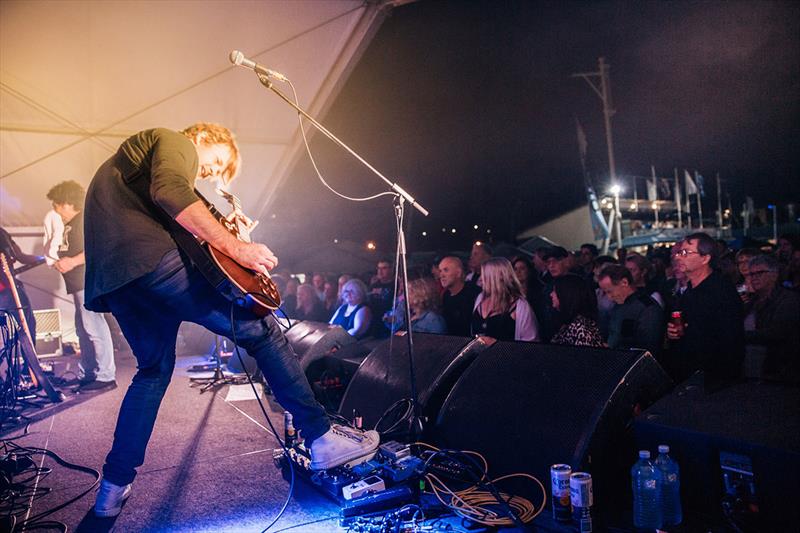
[2,350,583,532]
[1,350,351,532]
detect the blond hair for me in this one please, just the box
[480,257,524,315]
[180,122,241,184]
[407,277,441,313]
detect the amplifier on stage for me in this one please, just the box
[33,308,62,358]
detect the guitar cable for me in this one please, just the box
[228,298,295,533]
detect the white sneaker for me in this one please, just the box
[309,424,380,470]
[94,479,132,517]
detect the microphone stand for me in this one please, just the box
[254,73,428,438]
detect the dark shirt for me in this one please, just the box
[331,303,367,338]
[470,302,517,341]
[58,212,86,294]
[368,280,393,338]
[607,291,664,356]
[671,270,745,387]
[442,282,480,337]
[745,286,800,381]
[84,128,200,311]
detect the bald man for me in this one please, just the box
[439,256,480,336]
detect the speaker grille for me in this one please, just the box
[433,342,672,510]
[338,334,484,432]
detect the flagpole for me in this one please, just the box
[695,170,704,229]
[651,165,659,227]
[674,167,682,228]
[716,173,723,228]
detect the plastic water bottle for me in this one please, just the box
[631,450,662,529]
[655,444,683,526]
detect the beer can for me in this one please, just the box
[550,464,572,521]
[570,472,593,527]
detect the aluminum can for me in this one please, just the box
[570,472,593,530]
[550,464,572,521]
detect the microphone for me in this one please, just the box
[229,50,288,81]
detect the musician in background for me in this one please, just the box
[0,227,40,340]
[47,180,116,393]
[83,123,378,518]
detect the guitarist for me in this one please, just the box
[83,123,379,518]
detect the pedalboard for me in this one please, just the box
[274,439,425,518]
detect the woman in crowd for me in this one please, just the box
[405,277,446,334]
[329,278,372,339]
[293,283,328,322]
[549,274,604,347]
[282,277,299,314]
[471,257,539,341]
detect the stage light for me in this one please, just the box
[421,231,427,236]
[651,202,658,210]
[333,238,338,243]
[475,240,482,246]
[486,229,491,234]
[473,224,479,230]
[610,184,621,195]
[451,228,456,233]
[366,241,376,250]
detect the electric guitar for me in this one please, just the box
[171,188,281,317]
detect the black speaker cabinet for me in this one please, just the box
[634,376,800,531]
[432,343,673,515]
[284,321,356,371]
[306,338,383,412]
[338,334,489,433]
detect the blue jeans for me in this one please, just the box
[74,290,115,382]
[102,249,329,485]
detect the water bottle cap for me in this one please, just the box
[658,444,669,453]
[639,450,650,459]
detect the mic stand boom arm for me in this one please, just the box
[255,74,429,217]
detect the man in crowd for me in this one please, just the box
[83,123,377,517]
[577,243,599,280]
[598,264,664,357]
[539,246,571,341]
[667,233,744,391]
[368,259,394,337]
[47,180,116,392]
[466,242,492,283]
[311,272,326,301]
[743,254,800,382]
[438,256,480,337]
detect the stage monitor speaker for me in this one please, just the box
[338,334,488,433]
[432,343,673,515]
[634,376,800,531]
[284,321,356,372]
[306,338,384,412]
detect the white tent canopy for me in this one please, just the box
[0,0,397,341]
[0,0,395,229]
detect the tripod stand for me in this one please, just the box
[189,335,248,392]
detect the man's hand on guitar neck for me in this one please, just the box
[175,201,278,275]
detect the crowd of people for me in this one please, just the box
[275,233,800,388]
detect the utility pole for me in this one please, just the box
[573,58,621,249]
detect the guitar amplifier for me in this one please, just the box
[33,308,62,358]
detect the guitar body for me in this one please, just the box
[207,245,281,316]
[168,189,282,317]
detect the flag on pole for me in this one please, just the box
[695,172,706,197]
[659,178,672,199]
[684,170,698,195]
[646,178,658,201]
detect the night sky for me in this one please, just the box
[271,0,799,263]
